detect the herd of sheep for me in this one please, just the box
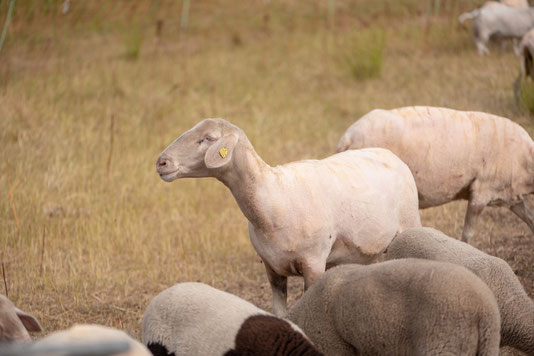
[3,1,534,356]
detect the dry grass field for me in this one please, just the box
[1,0,534,354]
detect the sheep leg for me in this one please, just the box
[264,262,288,317]
[474,28,490,55]
[510,200,534,234]
[462,201,485,243]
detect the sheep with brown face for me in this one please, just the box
[142,282,322,356]
[386,227,534,355]
[156,118,421,316]
[0,294,42,342]
[287,259,501,356]
[337,106,534,243]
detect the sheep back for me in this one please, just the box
[337,106,534,209]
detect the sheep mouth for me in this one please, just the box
[158,168,181,182]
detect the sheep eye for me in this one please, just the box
[205,136,216,142]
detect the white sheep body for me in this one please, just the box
[337,106,534,242]
[248,148,420,274]
[287,259,501,356]
[156,119,421,315]
[472,5,534,54]
[33,324,151,356]
[142,282,322,356]
[386,227,534,355]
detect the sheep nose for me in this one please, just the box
[156,154,171,171]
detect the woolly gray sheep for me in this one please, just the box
[386,227,534,355]
[287,259,501,356]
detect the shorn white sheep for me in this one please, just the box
[459,0,529,23]
[32,324,151,356]
[337,106,534,243]
[0,294,42,342]
[287,259,501,356]
[386,227,534,355]
[458,3,534,55]
[142,282,322,356]
[156,118,421,316]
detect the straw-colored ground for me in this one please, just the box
[1,1,533,354]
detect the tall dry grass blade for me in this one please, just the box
[0,0,15,55]
[107,115,115,179]
[6,158,20,233]
[1,255,8,297]
[180,236,190,281]
[180,0,191,33]
[40,226,46,277]
[327,0,336,30]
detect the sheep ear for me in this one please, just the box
[15,308,43,332]
[205,134,238,169]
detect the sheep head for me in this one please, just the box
[0,295,43,342]
[156,118,240,182]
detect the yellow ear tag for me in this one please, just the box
[219,147,228,158]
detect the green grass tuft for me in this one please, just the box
[122,23,144,60]
[519,78,534,115]
[340,28,385,81]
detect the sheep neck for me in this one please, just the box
[216,137,274,230]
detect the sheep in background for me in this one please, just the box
[504,0,530,8]
[142,282,322,356]
[337,106,534,243]
[32,324,151,356]
[287,259,501,356]
[0,294,42,342]
[386,227,534,355]
[156,118,421,316]
[467,4,534,55]
[459,0,529,24]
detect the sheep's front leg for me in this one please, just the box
[510,200,534,234]
[264,261,288,317]
[462,200,485,243]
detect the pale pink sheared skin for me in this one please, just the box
[156,119,421,316]
[337,106,534,243]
